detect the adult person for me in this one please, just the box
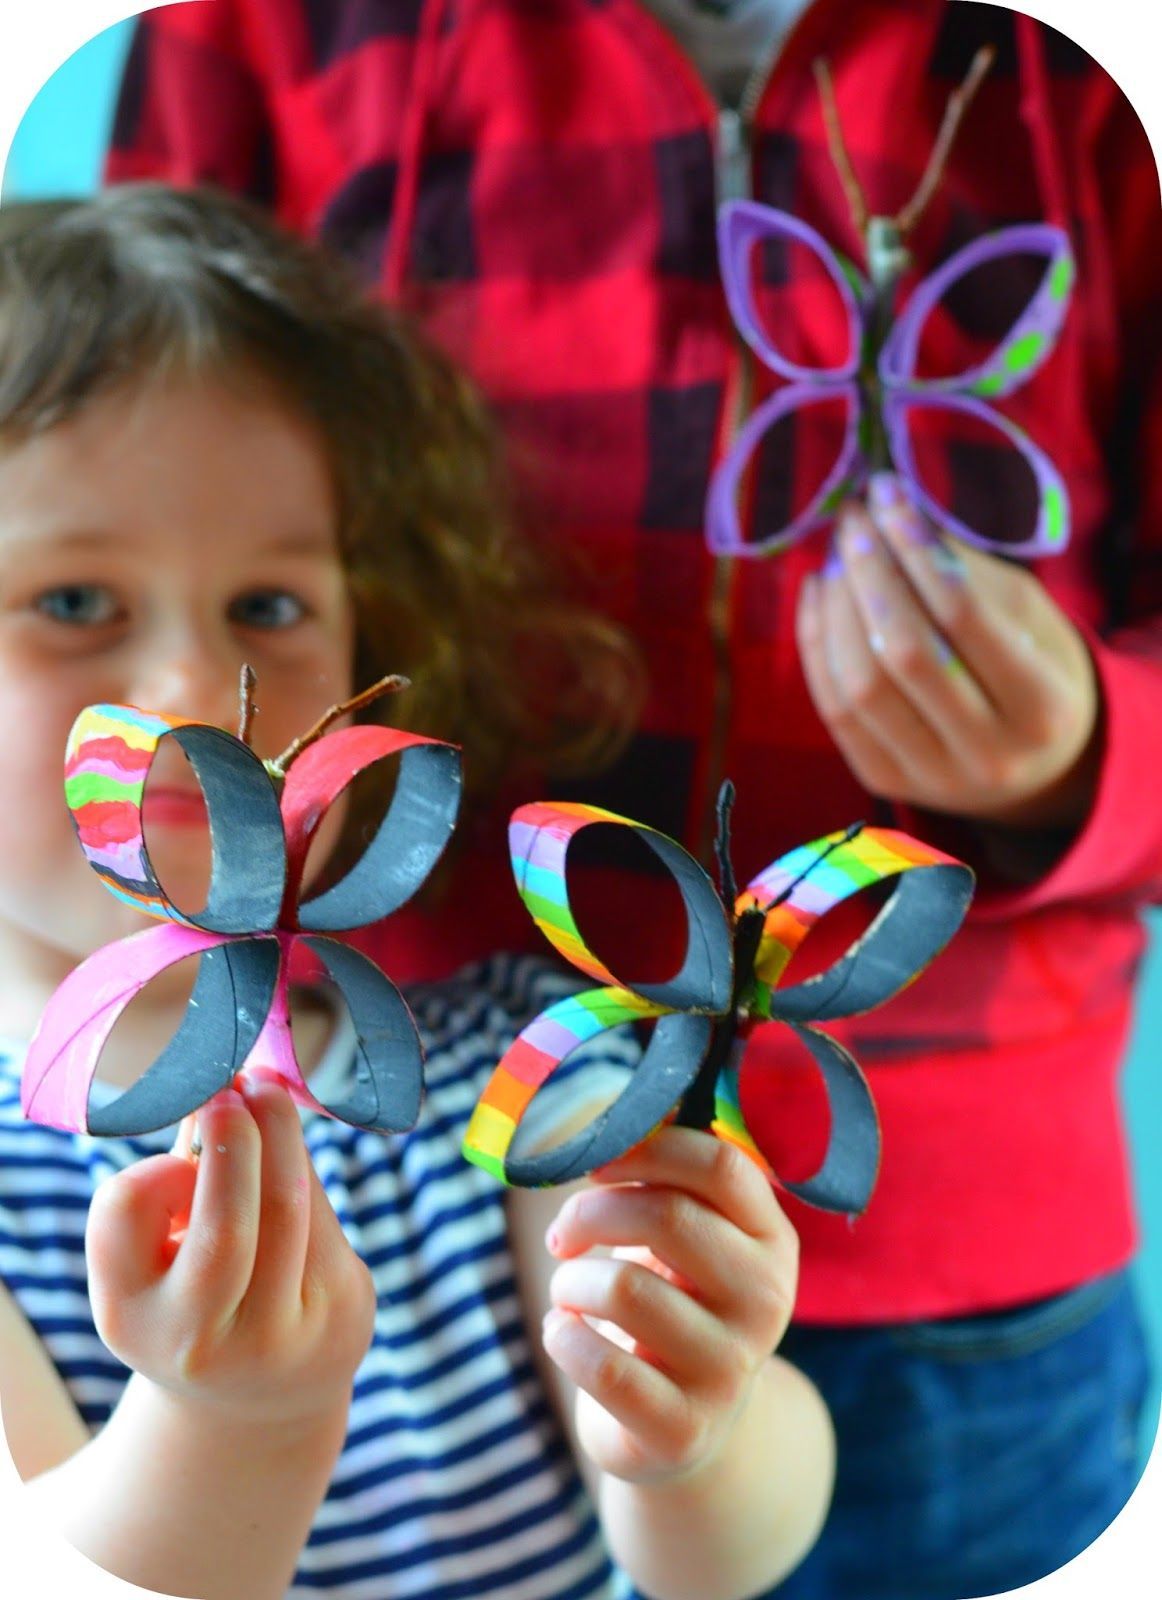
[107,4,1161,1595]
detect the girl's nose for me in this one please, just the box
[129,638,244,733]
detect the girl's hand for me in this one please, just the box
[85,1074,376,1429]
[796,472,1101,830]
[541,1126,797,1486]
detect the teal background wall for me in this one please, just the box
[4,20,1160,1462]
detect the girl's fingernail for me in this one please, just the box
[205,1088,245,1116]
[240,1067,291,1103]
[820,545,844,581]
[545,1225,561,1254]
[542,1307,573,1344]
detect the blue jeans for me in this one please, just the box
[769,1270,1154,1600]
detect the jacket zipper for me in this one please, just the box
[616,2,818,859]
[699,102,751,864]
[698,27,791,861]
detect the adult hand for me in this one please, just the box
[85,1074,376,1431]
[795,472,1100,829]
[541,1127,797,1486]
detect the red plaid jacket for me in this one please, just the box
[108,0,1162,1321]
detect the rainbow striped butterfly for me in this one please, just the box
[22,701,461,1137]
[707,199,1076,559]
[463,788,973,1213]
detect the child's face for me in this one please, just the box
[0,373,355,977]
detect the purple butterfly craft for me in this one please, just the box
[707,46,1077,561]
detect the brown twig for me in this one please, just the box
[814,56,869,239]
[237,663,258,746]
[815,44,997,254]
[896,45,997,238]
[270,673,411,773]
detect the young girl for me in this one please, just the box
[0,185,833,1600]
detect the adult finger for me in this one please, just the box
[837,504,997,751]
[796,571,910,796]
[817,556,949,792]
[867,473,1063,722]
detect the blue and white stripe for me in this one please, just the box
[0,955,642,1599]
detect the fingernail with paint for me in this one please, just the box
[867,471,905,512]
[840,513,877,560]
[930,539,967,583]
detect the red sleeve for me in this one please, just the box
[969,82,1162,920]
[888,73,1162,919]
[104,0,273,201]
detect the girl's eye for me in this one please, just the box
[33,584,121,626]
[229,590,308,630]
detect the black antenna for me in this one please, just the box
[714,780,739,906]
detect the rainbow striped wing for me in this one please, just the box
[463,988,719,1186]
[709,1028,884,1215]
[708,826,972,1213]
[65,704,287,933]
[463,801,733,1186]
[738,826,974,1020]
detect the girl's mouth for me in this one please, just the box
[142,787,209,828]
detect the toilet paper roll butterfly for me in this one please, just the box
[462,783,974,1215]
[707,47,1076,560]
[21,670,462,1138]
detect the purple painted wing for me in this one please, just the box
[877,225,1075,557]
[707,381,863,557]
[880,224,1074,398]
[717,200,865,381]
[883,389,1070,556]
[709,201,869,555]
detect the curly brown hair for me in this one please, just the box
[0,185,642,817]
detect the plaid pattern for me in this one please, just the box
[107,0,1161,1319]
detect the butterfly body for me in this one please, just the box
[673,904,766,1135]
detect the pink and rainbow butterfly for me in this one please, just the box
[463,788,974,1214]
[23,702,461,1138]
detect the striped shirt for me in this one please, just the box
[0,955,642,1600]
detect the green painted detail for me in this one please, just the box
[1049,253,1074,300]
[837,253,865,298]
[825,846,881,889]
[1043,485,1067,545]
[972,369,1009,397]
[1003,330,1048,375]
[64,772,141,808]
[820,479,852,515]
